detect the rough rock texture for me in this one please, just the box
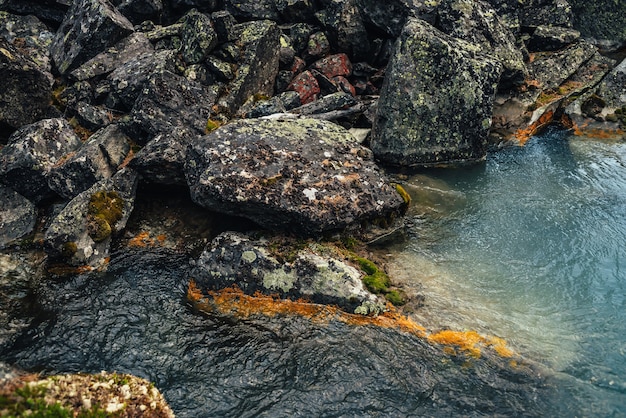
[371,18,502,166]
[127,70,217,143]
[220,20,281,113]
[526,25,580,52]
[0,12,55,74]
[44,168,138,267]
[356,0,437,37]
[520,0,573,28]
[48,124,132,199]
[437,0,527,89]
[224,0,279,21]
[0,118,82,203]
[596,58,626,109]
[569,0,626,44]
[529,40,596,90]
[0,185,36,249]
[0,37,53,130]
[315,0,370,62]
[180,9,218,64]
[483,0,522,32]
[191,232,387,314]
[50,0,135,74]
[116,0,164,25]
[185,117,405,235]
[0,1,69,25]
[129,131,188,185]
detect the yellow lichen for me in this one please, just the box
[87,190,124,242]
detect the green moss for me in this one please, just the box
[362,271,391,293]
[206,118,222,133]
[394,183,411,211]
[61,241,78,258]
[384,290,406,306]
[87,190,124,242]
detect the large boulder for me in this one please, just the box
[0,0,69,25]
[47,124,132,199]
[437,0,527,89]
[569,0,626,44]
[185,117,406,235]
[596,58,626,109]
[0,37,53,131]
[44,168,138,268]
[50,0,134,74]
[520,0,573,28]
[355,0,437,37]
[315,0,370,62]
[0,12,55,73]
[0,185,36,249]
[529,40,596,90]
[128,130,189,185]
[370,18,502,166]
[0,119,82,203]
[190,232,387,315]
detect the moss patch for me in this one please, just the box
[351,254,405,306]
[86,190,124,243]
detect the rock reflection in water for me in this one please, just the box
[2,250,553,417]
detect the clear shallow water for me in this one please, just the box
[391,129,626,416]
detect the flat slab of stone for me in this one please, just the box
[185,117,405,235]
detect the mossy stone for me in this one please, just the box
[86,190,124,242]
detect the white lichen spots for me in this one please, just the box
[323,151,332,158]
[303,188,318,201]
[106,398,125,413]
[241,250,257,263]
[263,268,297,293]
[120,384,132,400]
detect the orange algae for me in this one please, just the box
[186,282,516,359]
[128,231,166,248]
[514,110,554,146]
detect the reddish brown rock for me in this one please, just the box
[287,70,320,104]
[311,53,353,79]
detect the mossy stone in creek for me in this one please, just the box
[86,190,124,242]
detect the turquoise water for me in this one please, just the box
[391,129,626,416]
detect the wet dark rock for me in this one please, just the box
[44,168,138,267]
[127,70,217,143]
[70,33,154,82]
[437,0,527,90]
[290,92,357,116]
[0,12,55,73]
[185,117,405,235]
[0,186,36,249]
[48,124,132,200]
[180,9,218,65]
[569,0,626,44]
[211,10,237,43]
[105,49,176,111]
[72,102,112,132]
[116,0,164,25]
[315,0,370,62]
[595,58,626,109]
[276,0,317,22]
[527,25,580,52]
[50,0,135,75]
[529,40,596,90]
[356,0,437,37]
[191,231,387,314]
[0,0,69,26]
[224,0,280,21]
[129,131,189,185]
[0,38,53,130]
[220,20,281,113]
[520,0,573,28]
[0,118,82,203]
[371,18,502,166]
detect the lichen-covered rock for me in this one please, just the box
[310,53,352,79]
[0,119,82,203]
[0,37,53,130]
[48,124,132,200]
[526,25,580,52]
[356,0,438,37]
[520,0,573,28]
[315,0,370,62]
[126,70,217,143]
[116,0,164,25]
[0,12,55,74]
[529,40,596,90]
[180,9,218,65]
[481,0,522,32]
[287,70,320,104]
[569,0,626,44]
[276,0,317,22]
[596,57,626,109]
[129,130,189,185]
[73,102,112,131]
[191,232,387,314]
[0,0,69,25]
[220,20,281,113]
[0,185,36,249]
[50,0,135,74]
[437,0,527,89]
[69,32,154,82]
[224,0,280,21]
[185,117,405,235]
[44,168,138,267]
[371,18,502,166]
[290,91,357,115]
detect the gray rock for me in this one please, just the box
[0,12,54,74]
[521,0,573,28]
[356,0,437,37]
[70,33,154,82]
[0,118,82,203]
[315,0,370,62]
[224,0,280,21]
[48,124,132,200]
[371,18,502,166]
[527,25,580,52]
[127,70,217,142]
[529,40,596,90]
[0,0,69,25]
[50,0,135,74]
[596,58,626,109]
[0,38,53,130]
[483,0,523,32]
[73,102,112,132]
[128,131,189,185]
[0,185,36,249]
[116,0,163,25]
[185,117,405,235]
[569,0,626,44]
[105,49,176,111]
[180,9,218,65]
[290,92,357,115]
[437,0,527,89]
[244,97,287,118]
[206,55,235,82]
[211,10,237,43]
[191,231,387,314]
[44,168,138,268]
[221,20,281,113]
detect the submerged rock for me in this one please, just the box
[0,118,82,203]
[0,186,36,249]
[44,168,138,268]
[185,117,405,235]
[191,231,387,314]
[371,18,502,166]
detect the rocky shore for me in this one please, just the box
[1,0,625,415]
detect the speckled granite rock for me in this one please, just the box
[0,185,36,249]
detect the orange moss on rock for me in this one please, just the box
[428,330,513,358]
[514,110,554,145]
[128,231,166,248]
